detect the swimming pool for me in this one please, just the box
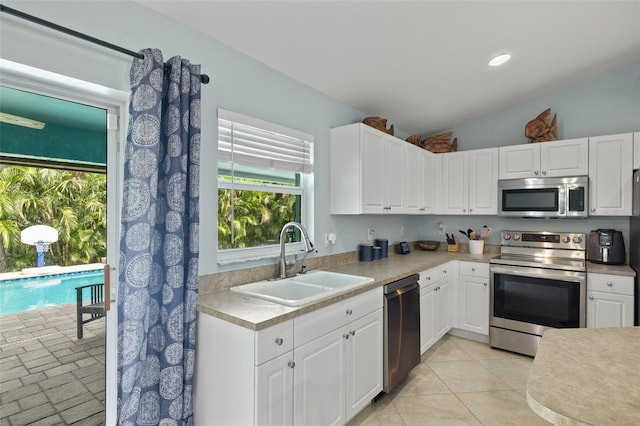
[0,269,104,315]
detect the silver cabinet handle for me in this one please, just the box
[346,309,353,315]
[343,333,350,339]
[471,268,475,272]
[469,208,472,213]
[589,295,595,300]
[534,170,539,175]
[350,330,355,336]
[288,361,295,368]
[426,276,431,281]
[275,338,283,345]
[607,282,613,287]
[542,170,547,175]
[443,270,447,274]
[483,282,487,286]
[591,208,596,212]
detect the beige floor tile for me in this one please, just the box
[423,338,475,363]
[449,336,520,361]
[428,360,511,393]
[348,395,406,426]
[476,357,534,393]
[393,394,481,425]
[391,363,451,398]
[457,390,551,425]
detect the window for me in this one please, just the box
[217,109,314,264]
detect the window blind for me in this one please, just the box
[218,109,314,174]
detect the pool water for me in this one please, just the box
[0,270,104,315]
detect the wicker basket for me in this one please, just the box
[416,240,440,251]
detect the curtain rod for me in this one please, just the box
[0,4,210,84]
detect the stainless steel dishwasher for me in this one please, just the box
[383,274,421,392]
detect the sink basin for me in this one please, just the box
[230,271,374,306]
[287,270,374,289]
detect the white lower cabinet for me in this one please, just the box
[457,262,490,336]
[195,287,383,426]
[587,273,635,328]
[256,351,294,425]
[419,263,454,354]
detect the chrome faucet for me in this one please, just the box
[279,221,314,279]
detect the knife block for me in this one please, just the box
[447,235,460,252]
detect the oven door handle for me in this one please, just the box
[490,264,585,282]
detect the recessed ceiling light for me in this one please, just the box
[0,112,46,130]
[488,53,511,67]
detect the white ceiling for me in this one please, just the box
[137,1,640,136]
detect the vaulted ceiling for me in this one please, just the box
[137,1,640,136]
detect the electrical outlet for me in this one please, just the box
[438,223,445,236]
[367,228,374,241]
[400,226,406,237]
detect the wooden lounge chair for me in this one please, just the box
[75,283,105,339]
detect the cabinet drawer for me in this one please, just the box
[459,261,489,278]
[255,319,294,365]
[420,265,449,285]
[294,287,382,348]
[587,274,634,295]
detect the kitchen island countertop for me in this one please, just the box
[527,326,640,425]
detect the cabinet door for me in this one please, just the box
[420,283,436,354]
[634,132,640,170]
[422,152,442,213]
[468,148,498,215]
[434,277,452,340]
[385,137,404,213]
[589,133,633,216]
[499,144,540,179]
[587,291,634,328]
[442,152,469,214]
[458,276,489,335]
[293,330,346,426]
[256,352,294,426]
[404,144,422,214]
[345,309,383,421]
[361,127,386,213]
[540,138,588,177]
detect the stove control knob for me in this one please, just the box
[562,235,571,244]
[503,233,512,240]
[513,234,521,241]
[573,236,583,244]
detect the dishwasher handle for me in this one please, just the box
[384,281,419,299]
[384,274,420,294]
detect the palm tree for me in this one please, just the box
[0,165,106,272]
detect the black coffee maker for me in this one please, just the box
[588,229,626,265]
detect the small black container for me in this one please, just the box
[375,238,389,258]
[373,246,382,260]
[359,243,374,262]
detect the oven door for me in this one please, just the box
[490,264,586,336]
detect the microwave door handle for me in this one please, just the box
[558,187,566,215]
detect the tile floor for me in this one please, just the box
[349,335,551,425]
[0,304,105,425]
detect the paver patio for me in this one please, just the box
[0,303,105,425]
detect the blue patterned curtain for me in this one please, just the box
[117,48,201,425]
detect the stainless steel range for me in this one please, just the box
[489,230,587,357]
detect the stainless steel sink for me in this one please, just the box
[230,270,374,306]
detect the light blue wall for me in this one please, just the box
[1,1,637,275]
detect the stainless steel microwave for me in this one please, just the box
[498,176,588,218]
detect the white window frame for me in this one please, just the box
[217,109,314,265]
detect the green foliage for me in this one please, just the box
[0,165,106,272]
[218,188,298,249]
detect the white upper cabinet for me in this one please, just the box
[441,152,469,214]
[499,138,588,179]
[634,132,639,170]
[441,148,498,215]
[589,133,633,216]
[404,143,424,214]
[420,151,442,214]
[330,123,409,214]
